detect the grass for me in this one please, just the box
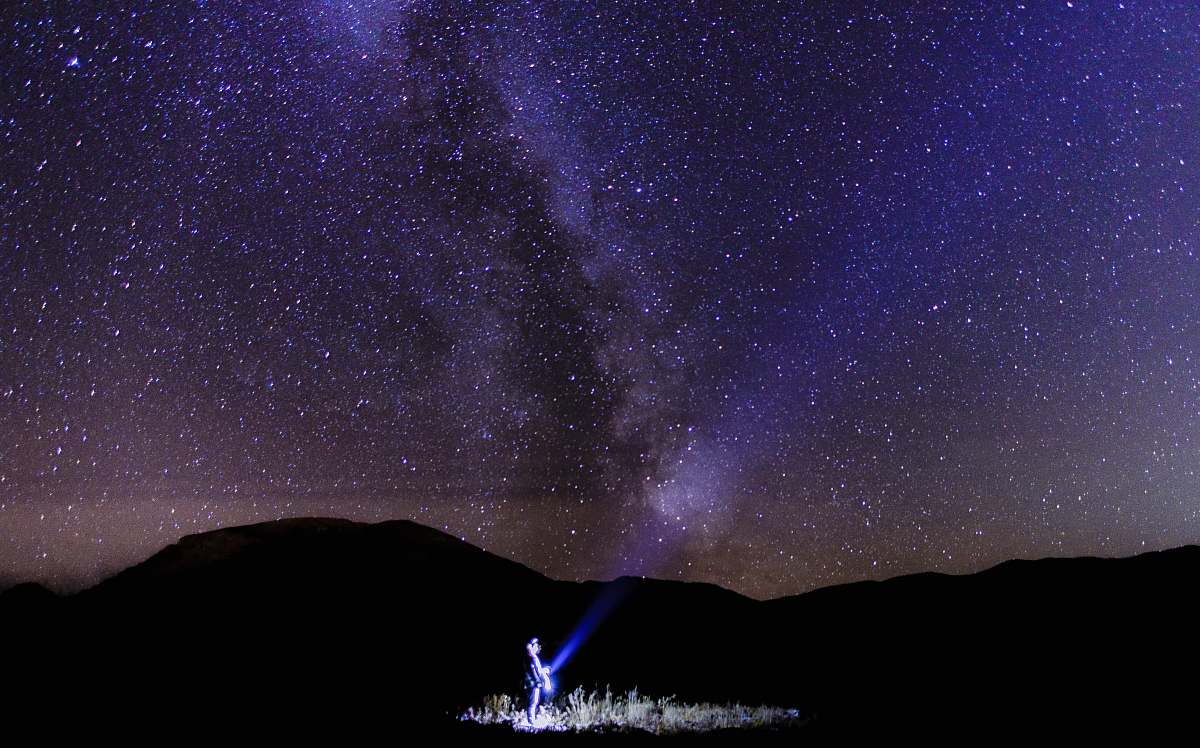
[461,686,803,734]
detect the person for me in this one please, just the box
[524,637,552,726]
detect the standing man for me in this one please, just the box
[525,637,553,726]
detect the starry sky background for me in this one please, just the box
[2,0,1198,599]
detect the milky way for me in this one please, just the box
[2,0,1198,599]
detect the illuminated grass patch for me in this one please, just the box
[462,686,804,734]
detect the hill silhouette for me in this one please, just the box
[3,518,1194,739]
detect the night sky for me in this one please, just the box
[2,0,1198,600]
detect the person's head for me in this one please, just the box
[527,637,541,657]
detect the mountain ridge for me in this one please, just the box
[5,515,1195,603]
[2,516,1195,737]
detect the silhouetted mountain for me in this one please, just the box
[0,580,59,613]
[5,518,1195,739]
[757,545,1198,736]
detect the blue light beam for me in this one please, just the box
[549,576,637,673]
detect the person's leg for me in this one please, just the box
[527,687,539,724]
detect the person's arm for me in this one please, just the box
[535,655,552,688]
